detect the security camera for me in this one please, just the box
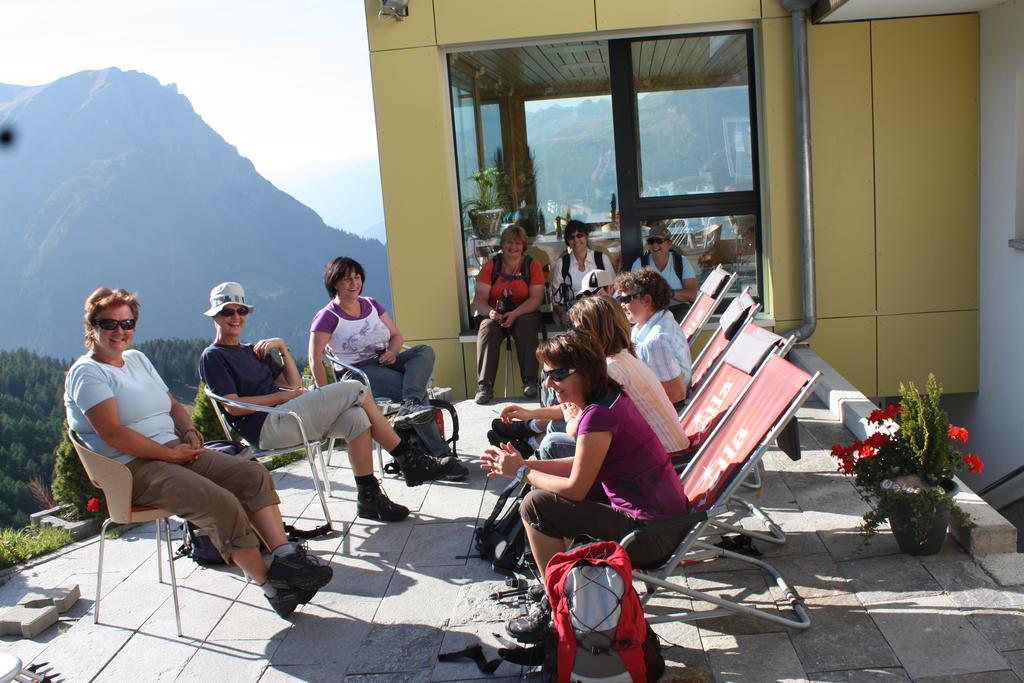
[380,0,409,20]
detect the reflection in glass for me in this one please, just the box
[632,34,753,197]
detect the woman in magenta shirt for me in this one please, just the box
[482,329,690,571]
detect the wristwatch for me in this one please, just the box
[514,463,530,484]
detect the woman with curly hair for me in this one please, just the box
[614,269,692,407]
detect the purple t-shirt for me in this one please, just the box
[309,298,386,334]
[577,391,689,521]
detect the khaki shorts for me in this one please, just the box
[127,445,279,562]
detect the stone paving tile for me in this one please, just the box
[782,471,871,518]
[818,527,903,562]
[179,638,282,682]
[703,631,806,681]
[206,582,294,642]
[347,621,446,676]
[839,553,943,605]
[766,552,852,600]
[687,569,789,636]
[979,553,1024,587]
[867,594,1010,679]
[790,594,899,673]
[314,552,398,602]
[926,559,1024,652]
[1004,650,1024,678]
[807,668,910,682]
[398,521,476,568]
[645,607,709,672]
[448,579,520,627]
[916,672,1022,682]
[269,602,374,668]
[92,630,196,682]
[416,467,490,522]
[374,562,494,627]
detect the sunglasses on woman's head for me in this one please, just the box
[542,367,576,382]
[614,291,642,304]
[93,318,136,331]
[216,306,250,317]
[646,237,668,245]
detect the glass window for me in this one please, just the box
[632,34,754,197]
[448,43,622,328]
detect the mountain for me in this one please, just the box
[281,156,387,242]
[0,68,391,360]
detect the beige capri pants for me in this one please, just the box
[258,380,370,450]
[127,445,279,562]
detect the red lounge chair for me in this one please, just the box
[621,354,820,630]
[687,287,760,398]
[678,265,737,346]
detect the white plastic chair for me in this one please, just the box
[69,430,182,637]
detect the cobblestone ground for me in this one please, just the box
[2,397,1023,682]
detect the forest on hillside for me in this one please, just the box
[0,339,217,529]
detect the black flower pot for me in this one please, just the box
[887,484,955,556]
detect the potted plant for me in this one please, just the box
[830,374,983,555]
[463,166,506,238]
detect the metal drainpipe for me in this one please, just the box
[779,0,817,341]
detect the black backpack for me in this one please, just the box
[640,248,685,282]
[474,480,530,575]
[489,253,533,285]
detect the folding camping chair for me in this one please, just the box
[621,353,820,630]
[677,326,796,544]
[678,265,737,347]
[687,287,759,398]
[205,388,334,535]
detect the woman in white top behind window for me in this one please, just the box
[550,220,614,327]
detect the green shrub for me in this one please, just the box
[0,525,74,569]
[192,381,224,441]
[51,426,105,518]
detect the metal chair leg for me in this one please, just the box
[156,519,164,584]
[305,443,334,531]
[162,517,183,637]
[95,518,114,625]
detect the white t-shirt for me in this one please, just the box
[606,350,689,453]
[64,349,176,463]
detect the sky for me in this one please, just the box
[0,0,380,198]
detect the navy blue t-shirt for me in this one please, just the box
[199,343,284,444]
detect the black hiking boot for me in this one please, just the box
[490,418,538,441]
[506,597,550,643]
[357,483,411,522]
[395,446,463,487]
[265,587,304,618]
[267,544,333,592]
[487,430,535,458]
[392,399,434,428]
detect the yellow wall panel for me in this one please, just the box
[872,14,978,314]
[434,0,595,45]
[761,0,788,19]
[408,337,468,400]
[370,47,463,358]
[595,0,759,31]
[877,311,978,396]
[808,316,878,397]
[365,0,437,52]
[808,21,875,318]
[759,18,801,322]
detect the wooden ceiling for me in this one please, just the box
[450,34,747,100]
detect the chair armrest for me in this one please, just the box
[323,349,370,387]
[619,510,708,549]
[203,388,313,445]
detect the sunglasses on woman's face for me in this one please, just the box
[646,237,668,245]
[614,291,642,304]
[93,318,137,331]
[216,306,250,318]
[542,367,576,382]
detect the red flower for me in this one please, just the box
[963,453,984,474]
[86,497,100,513]
[948,424,969,443]
[867,409,888,425]
[864,432,890,450]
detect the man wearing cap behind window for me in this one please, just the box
[199,283,465,524]
[629,224,698,305]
